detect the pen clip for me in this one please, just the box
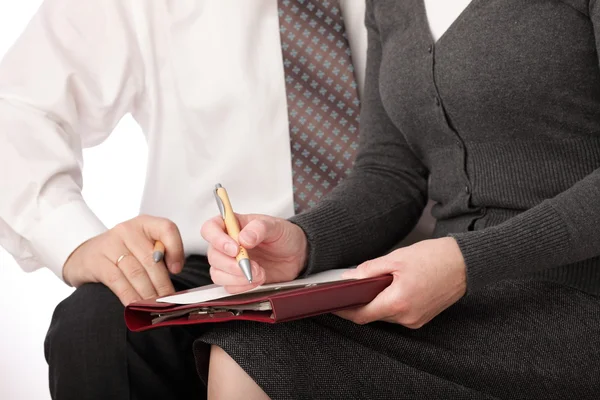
[214,184,226,219]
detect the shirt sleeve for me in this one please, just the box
[443,2,600,292]
[289,0,430,276]
[0,0,143,281]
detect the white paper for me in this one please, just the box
[157,267,355,305]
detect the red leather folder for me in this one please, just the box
[125,274,393,332]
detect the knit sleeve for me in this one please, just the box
[447,3,600,293]
[289,0,429,276]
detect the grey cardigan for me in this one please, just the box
[291,0,600,295]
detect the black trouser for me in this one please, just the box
[44,255,213,400]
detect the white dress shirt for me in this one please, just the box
[0,0,465,282]
[424,0,473,42]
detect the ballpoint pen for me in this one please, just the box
[153,240,165,263]
[214,183,253,283]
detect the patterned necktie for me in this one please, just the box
[278,0,361,214]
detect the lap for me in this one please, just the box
[194,279,600,400]
[50,255,212,328]
[46,255,214,400]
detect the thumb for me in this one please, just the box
[342,255,398,280]
[237,214,287,249]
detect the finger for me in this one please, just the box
[115,251,159,299]
[207,244,241,275]
[381,313,404,325]
[223,282,263,294]
[125,231,175,297]
[334,284,399,325]
[237,215,285,248]
[137,216,185,274]
[208,248,266,280]
[342,256,399,280]
[209,265,266,287]
[94,256,142,306]
[201,216,239,257]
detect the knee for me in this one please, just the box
[44,283,123,362]
[208,345,269,400]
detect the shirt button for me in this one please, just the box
[464,185,471,194]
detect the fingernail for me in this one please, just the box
[240,231,257,245]
[224,242,238,257]
[170,262,182,273]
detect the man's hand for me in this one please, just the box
[62,215,185,305]
[335,237,467,329]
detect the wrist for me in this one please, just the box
[28,200,107,282]
[292,223,310,276]
[61,239,88,287]
[440,237,467,294]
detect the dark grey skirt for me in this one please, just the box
[192,279,600,399]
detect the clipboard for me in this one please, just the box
[124,268,393,332]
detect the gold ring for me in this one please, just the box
[116,253,129,266]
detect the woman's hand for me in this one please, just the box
[335,237,467,329]
[201,214,308,293]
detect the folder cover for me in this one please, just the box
[124,268,392,332]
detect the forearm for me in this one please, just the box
[0,0,142,279]
[0,99,107,279]
[290,165,428,275]
[451,168,600,292]
[289,0,429,275]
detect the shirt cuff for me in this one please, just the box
[28,200,107,283]
[449,201,572,293]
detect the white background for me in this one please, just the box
[0,1,148,398]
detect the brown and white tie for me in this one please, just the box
[278,0,361,214]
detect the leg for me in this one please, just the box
[45,283,131,400]
[194,280,600,399]
[207,345,270,400]
[44,256,213,400]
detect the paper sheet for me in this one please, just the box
[157,267,355,305]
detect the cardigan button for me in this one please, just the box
[428,45,433,53]
[435,97,440,106]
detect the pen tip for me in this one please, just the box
[238,258,253,283]
[153,251,163,263]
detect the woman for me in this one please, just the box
[198,0,600,398]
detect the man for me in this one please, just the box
[0,0,369,398]
[0,0,431,398]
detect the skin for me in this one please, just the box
[208,345,270,400]
[62,214,185,305]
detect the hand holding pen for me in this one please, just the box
[62,215,184,306]
[201,184,309,293]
